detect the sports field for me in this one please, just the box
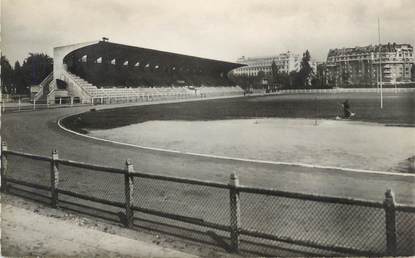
[62,92,415,173]
[5,91,415,256]
[62,91,415,132]
[89,118,414,172]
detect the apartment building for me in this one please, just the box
[232,51,303,76]
[326,43,414,87]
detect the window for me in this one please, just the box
[96,57,102,64]
[134,62,140,67]
[81,55,87,63]
[123,61,129,66]
[110,59,116,65]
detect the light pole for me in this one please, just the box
[378,18,383,109]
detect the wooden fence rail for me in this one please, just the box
[1,142,414,256]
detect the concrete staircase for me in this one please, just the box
[61,71,96,104]
[33,73,53,103]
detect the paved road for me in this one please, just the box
[2,99,414,205]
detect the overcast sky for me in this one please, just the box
[2,0,415,64]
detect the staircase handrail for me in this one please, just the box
[47,80,57,97]
[34,73,53,101]
[33,87,44,101]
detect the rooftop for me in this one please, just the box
[328,43,413,57]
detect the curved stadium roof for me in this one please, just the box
[63,40,245,87]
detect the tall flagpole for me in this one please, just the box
[378,18,383,109]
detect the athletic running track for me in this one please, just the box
[2,101,414,205]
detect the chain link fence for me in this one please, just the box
[239,192,386,255]
[59,163,125,204]
[3,153,51,203]
[130,174,233,250]
[132,175,229,227]
[5,154,51,188]
[396,209,415,255]
[2,148,415,256]
[57,162,125,222]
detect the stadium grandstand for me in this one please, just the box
[32,39,245,104]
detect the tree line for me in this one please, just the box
[229,50,328,91]
[1,53,53,95]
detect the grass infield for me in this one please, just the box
[61,92,415,133]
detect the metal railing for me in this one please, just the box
[1,142,414,256]
[278,88,415,95]
[33,73,54,101]
[47,79,57,97]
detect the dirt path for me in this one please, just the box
[1,196,198,257]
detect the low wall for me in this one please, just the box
[279,88,415,94]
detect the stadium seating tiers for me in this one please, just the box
[65,72,244,104]
[41,40,246,104]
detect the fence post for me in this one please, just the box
[383,189,397,256]
[50,149,59,208]
[1,141,8,193]
[229,172,241,252]
[124,159,134,228]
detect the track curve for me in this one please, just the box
[3,101,415,204]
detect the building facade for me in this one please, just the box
[231,51,302,76]
[326,43,414,87]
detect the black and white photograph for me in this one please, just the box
[1,0,414,257]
